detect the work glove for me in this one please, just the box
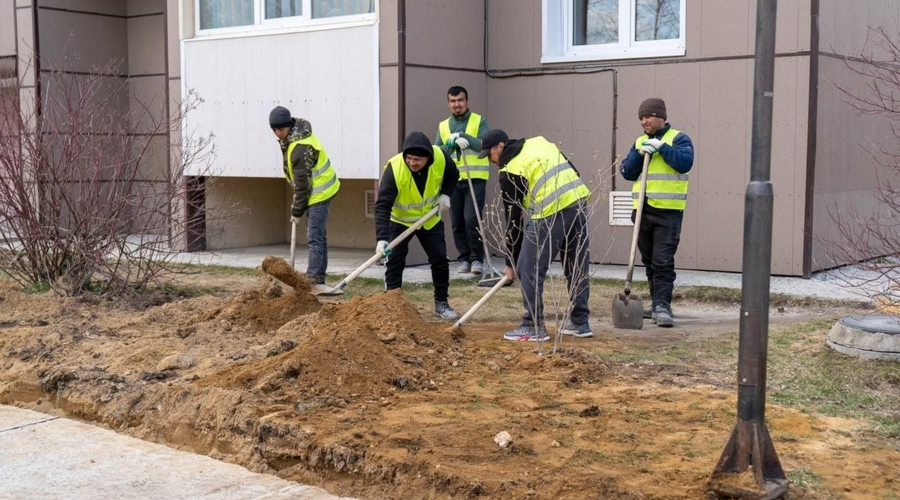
[444,132,461,151]
[290,215,302,225]
[639,138,663,155]
[454,136,470,150]
[437,194,451,212]
[376,240,391,258]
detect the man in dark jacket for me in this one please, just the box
[619,98,694,327]
[375,131,460,321]
[269,106,340,285]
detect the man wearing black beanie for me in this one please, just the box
[619,98,695,328]
[269,106,340,285]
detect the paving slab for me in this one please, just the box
[0,406,358,500]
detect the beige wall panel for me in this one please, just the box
[128,75,166,133]
[695,59,751,272]
[486,76,535,136]
[40,73,128,132]
[287,179,375,248]
[699,0,752,58]
[0,0,15,56]
[405,0,482,70]
[15,7,34,85]
[773,0,802,54]
[127,0,162,16]
[166,0,179,78]
[38,0,126,16]
[532,74,574,148]
[791,56,810,275]
[16,0,31,7]
[379,67,399,164]
[206,177,286,248]
[796,0,812,52]
[379,0,396,64]
[133,134,169,182]
[485,0,535,71]
[769,57,800,275]
[684,0,702,58]
[828,0,870,57]
[38,10,127,73]
[127,15,164,75]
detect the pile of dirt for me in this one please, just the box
[201,288,460,401]
[196,281,321,335]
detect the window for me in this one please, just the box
[196,0,376,34]
[543,0,686,63]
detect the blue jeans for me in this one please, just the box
[305,199,331,282]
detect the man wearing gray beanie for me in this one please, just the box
[269,106,340,285]
[619,98,695,328]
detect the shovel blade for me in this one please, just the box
[312,284,344,296]
[611,292,643,330]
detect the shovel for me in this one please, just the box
[459,149,508,288]
[315,205,441,296]
[444,275,513,338]
[611,153,650,329]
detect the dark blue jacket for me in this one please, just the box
[619,124,694,181]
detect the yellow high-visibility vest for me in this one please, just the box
[500,137,590,219]
[285,134,340,205]
[439,112,490,181]
[632,128,687,210]
[386,145,445,229]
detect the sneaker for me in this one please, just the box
[502,326,550,342]
[470,261,483,275]
[655,305,674,328]
[560,322,593,338]
[456,261,472,273]
[308,275,326,285]
[643,306,654,319]
[434,301,459,321]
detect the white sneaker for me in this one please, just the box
[470,261,483,275]
[456,261,471,273]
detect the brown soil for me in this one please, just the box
[0,269,897,500]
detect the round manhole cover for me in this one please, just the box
[839,315,900,335]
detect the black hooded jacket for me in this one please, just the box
[375,132,459,242]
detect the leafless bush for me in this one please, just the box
[482,144,617,354]
[826,26,900,295]
[0,53,224,296]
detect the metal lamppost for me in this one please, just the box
[707,0,788,499]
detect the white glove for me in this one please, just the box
[639,138,663,155]
[290,215,301,225]
[437,194,451,212]
[448,132,460,142]
[454,136,470,150]
[376,240,391,258]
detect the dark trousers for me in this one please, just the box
[384,219,450,302]
[305,199,331,281]
[632,203,683,308]
[450,179,486,263]
[516,205,591,328]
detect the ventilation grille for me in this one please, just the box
[364,189,376,218]
[609,191,634,226]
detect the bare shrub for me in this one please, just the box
[0,53,227,296]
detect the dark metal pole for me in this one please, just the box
[708,0,787,499]
[397,0,406,151]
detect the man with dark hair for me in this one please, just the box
[435,86,491,276]
[376,131,460,321]
[478,129,593,341]
[269,106,340,285]
[619,97,695,328]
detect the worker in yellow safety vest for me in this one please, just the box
[619,98,695,328]
[435,86,491,276]
[375,131,461,321]
[269,106,340,285]
[479,129,593,342]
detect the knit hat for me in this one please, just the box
[638,98,667,120]
[268,106,293,129]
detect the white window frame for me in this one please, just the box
[542,0,686,63]
[194,0,377,37]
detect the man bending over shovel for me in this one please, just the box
[479,129,593,341]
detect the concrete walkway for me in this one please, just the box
[0,406,357,500]
[172,243,874,303]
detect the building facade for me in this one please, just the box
[1,0,896,276]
